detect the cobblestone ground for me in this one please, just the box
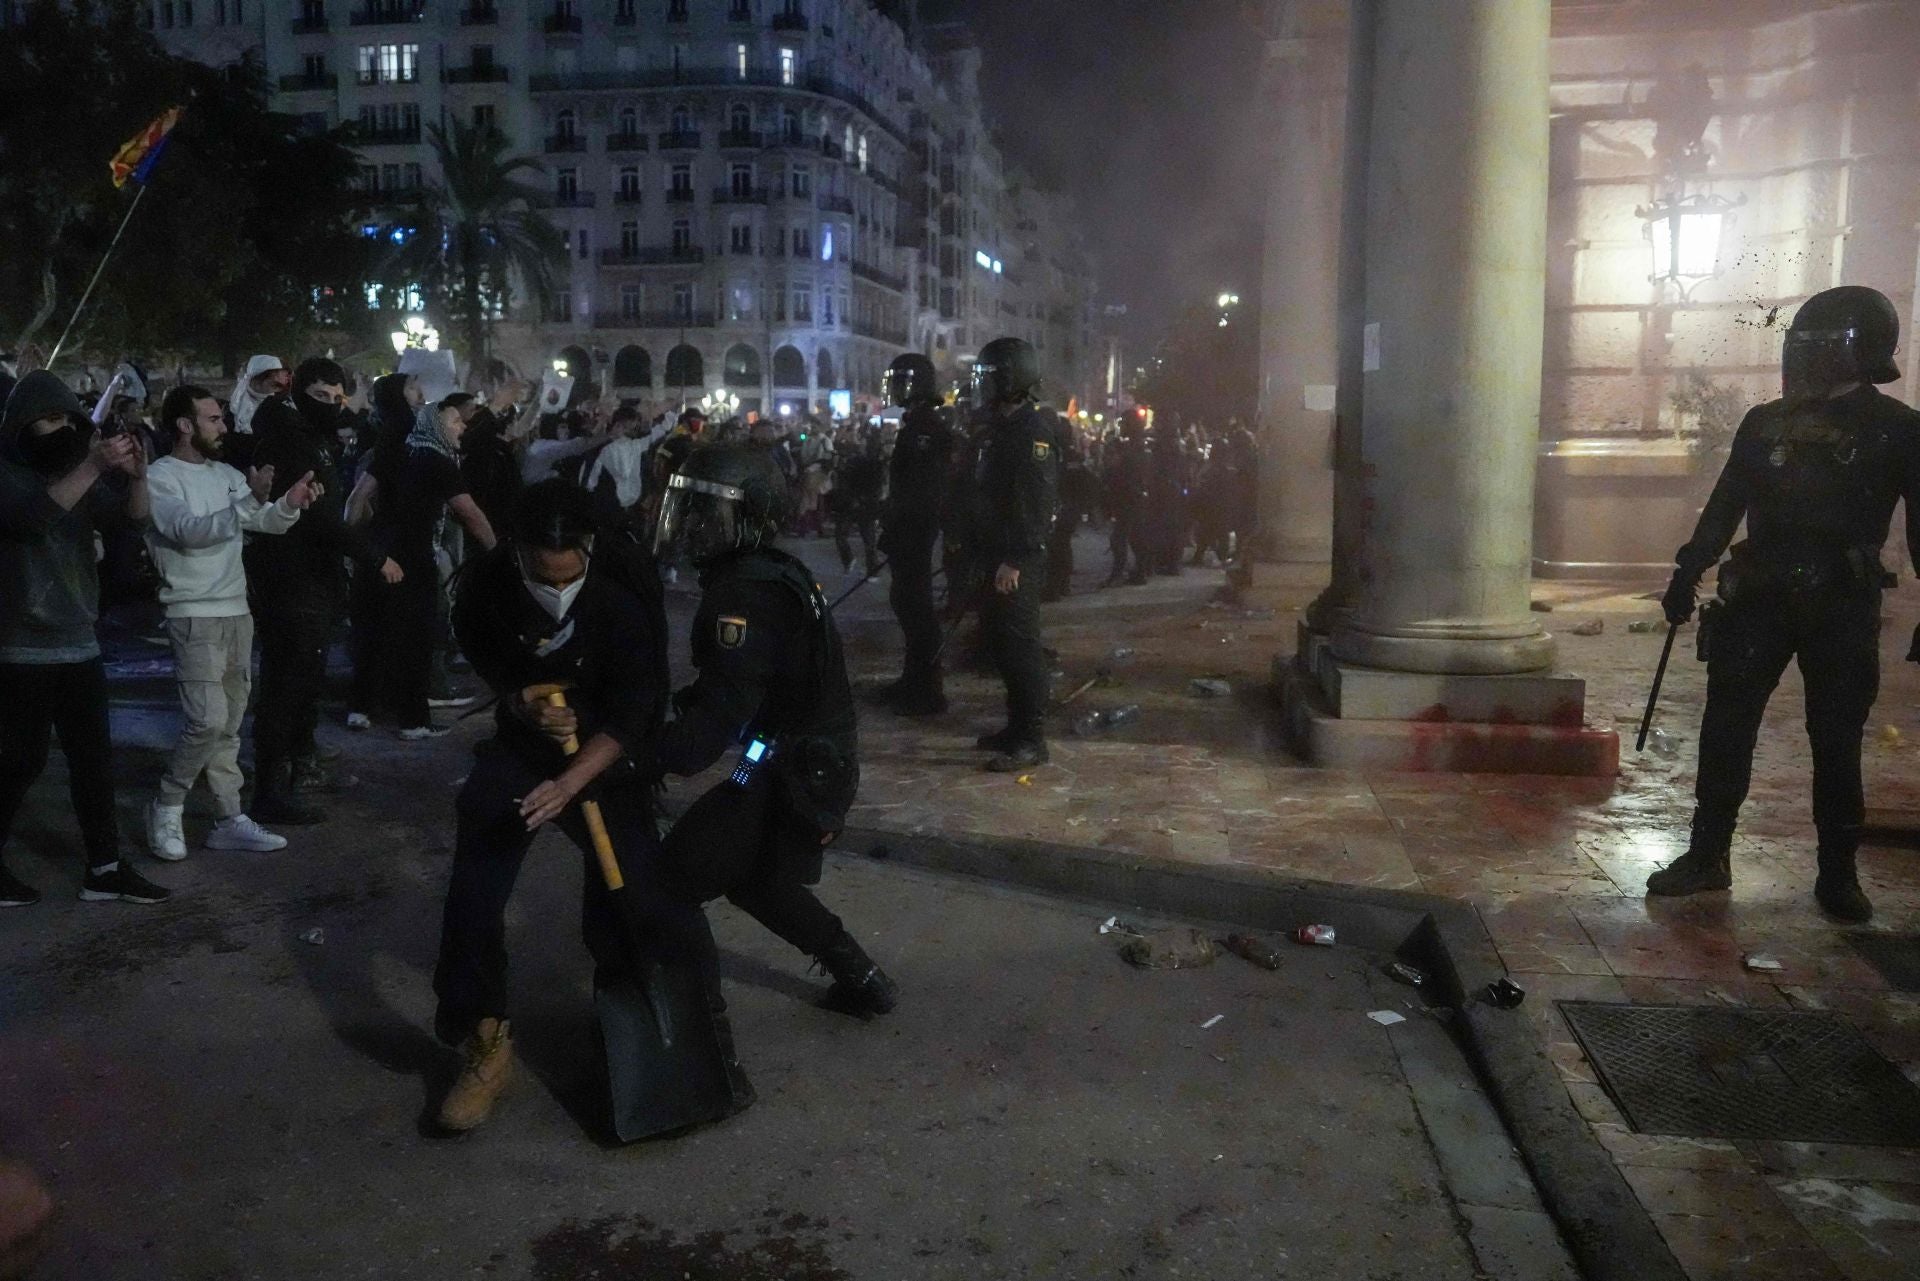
[815,530,1920,1281]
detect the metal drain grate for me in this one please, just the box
[1558,1001,1920,1145]
[1847,934,1920,994]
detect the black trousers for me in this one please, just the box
[1045,501,1080,599]
[1694,588,1880,847]
[834,514,879,572]
[887,524,941,684]
[433,741,719,1041]
[980,558,1050,742]
[664,765,844,960]
[388,561,441,731]
[347,566,391,718]
[253,588,336,785]
[0,659,121,870]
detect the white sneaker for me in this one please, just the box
[205,814,288,853]
[146,801,188,861]
[345,711,371,732]
[427,693,476,709]
[397,725,450,741]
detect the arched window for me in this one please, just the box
[772,344,806,387]
[613,345,652,387]
[817,347,835,388]
[665,344,703,387]
[724,343,762,387]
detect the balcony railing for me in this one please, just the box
[853,318,909,344]
[458,5,498,22]
[290,15,329,33]
[612,189,644,205]
[593,310,716,329]
[665,187,696,203]
[851,260,907,292]
[817,194,853,215]
[714,186,771,205]
[599,247,705,266]
[658,130,701,150]
[355,123,422,145]
[717,129,762,149]
[771,10,807,30]
[443,65,510,83]
[349,2,423,24]
[278,71,336,90]
[525,68,910,143]
[544,134,586,153]
[547,191,596,208]
[544,11,583,33]
[606,132,649,153]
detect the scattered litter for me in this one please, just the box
[1368,1010,1407,1027]
[1386,961,1427,988]
[1200,1014,1225,1030]
[1073,704,1142,736]
[1105,646,1137,665]
[1530,600,1554,613]
[1099,915,1146,936]
[1743,953,1784,973]
[1189,677,1233,698]
[1648,728,1680,759]
[299,927,326,946]
[1484,978,1527,1009]
[1066,816,1088,827]
[1119,928,1218,970]
[1569,619,1604,637]
[1881,725,1903,748]
[1293,924,1337,947]
[1016,775,1033,786]
[1627,620,1658,634]
[1221,934,1281,970]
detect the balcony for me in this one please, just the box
[771,10,807,30]
[593,310,716,330]
[349,2,423,24]
[600,247,705,267]
[658,130,701,150]
[818,193,853,215]
[612,189,644,206]
[854,318,909,344]
[606,132,648,153]
[666,187,696,203]
[714,186,772,205]
[851,260,907,292]
[544,134,586,153]
[458,4,498,22]
[290,15,329,33]
[612,6,636,23]
[355,123,422,145]
[544,10,583,33]
[717,129,762,150]
[548,191,596,208]
[278,71,336,91]
[443,65,511,83]
[522,68,910,141]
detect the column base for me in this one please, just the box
[1329,624,1556,676]
[1275,628,1619,777]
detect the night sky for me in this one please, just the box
[919,0,1268,346]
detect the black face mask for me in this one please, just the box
[19,424,88,476]
[297,394,343,436]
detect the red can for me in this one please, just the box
[1293,924,1337,947]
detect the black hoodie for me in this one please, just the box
[244,393,386,600]
[0,371,117,661]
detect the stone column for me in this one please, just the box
[1328,0,1555,676]
[1255,0,1347,565]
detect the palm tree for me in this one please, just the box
[389,118,564,364]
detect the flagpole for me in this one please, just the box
[47,182,151,369]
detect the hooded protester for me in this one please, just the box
[244,358,403,824]
[343,371,420,729]
[228,355,289,436]
[0,370,168,907]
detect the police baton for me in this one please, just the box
[1635,622,1680,752]
[827,559,890,611]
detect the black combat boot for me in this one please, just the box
[986,740,1049,773]
[891,669,947,717]
[1646,815,1733,897]
[1814,831,1873,923]
[975,725,1021,753]
[814,930,898,1018]
[252,762,326,826]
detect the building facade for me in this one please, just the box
[149,0,1099,413]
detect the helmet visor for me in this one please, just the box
[653,472,746,562]
[1783,327,1862,401]
[968,360,1000,405]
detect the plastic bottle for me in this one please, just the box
[1073,704,1143,736]
[1650,728,1679,758]
[1105,646,1136,665]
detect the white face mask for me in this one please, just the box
[522,574,585,623]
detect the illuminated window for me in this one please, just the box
[735,42,749,79]
[821,224,834,262]
[779,46,796,86]
[857,134,867,172]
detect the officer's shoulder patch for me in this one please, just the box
[1032,440,1051,461]
[716,615,749,649]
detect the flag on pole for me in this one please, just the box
[109,107,183,189]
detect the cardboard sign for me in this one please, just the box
[538,370,575,415]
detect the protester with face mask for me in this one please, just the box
[244,358,403,825]
[227,355,290,437]
[0,370,165,907]
[144,385,318,861]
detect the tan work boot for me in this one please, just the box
[438,1017,513,1132]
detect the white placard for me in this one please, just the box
[537,371,575,415]
[1304,383,1336,412]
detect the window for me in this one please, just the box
[735,42,749,80]
[180,0,192,22]
[555,108,577,140]
[857,134,868,172]
[782,108,800,143]
[774,289,787,322]
[617,106,638,138]
[791,225,809,257]
[576,227,589,258]
[670,105,692,133]
[617,166,641,201]
[472,43,494,69]
[779,46,796,86]
[728,0,748,18]
[671,42,686,71]
[557,168,579,200]
[669,163,692,197]
[304,52,327,76]
[821,289,834,326]
[160,0,173,27]
[843,124,853,159]
[620,221,640,254]
[838,288,849,328]
[729,284,753,321]
[614,0,633,18]
[791,164,810,197]
[359,42,418,84]
[730,103,751,134]
[472,103,496,130]
[671,219,693,253]
[729,163,752,198]
[673,283,693,318]
[792,287,811,321]
[820,223,833,262]
[667,0,686,18]
[553,290,573,322]
[620,285,642,321]
[729,219,752,254]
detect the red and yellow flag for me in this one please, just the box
[109,107,183,188]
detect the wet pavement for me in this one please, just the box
[6,526,1920,1277]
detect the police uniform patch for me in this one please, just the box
[1032,441,1051,461]
[717,616,749,649]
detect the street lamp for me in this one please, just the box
[1637,189,1744,298]
[390,315,440,355]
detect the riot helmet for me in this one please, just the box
[654,443,791,566]
[969,337,1042,407]
[1783,285,1902,401]
[885,353,939,408]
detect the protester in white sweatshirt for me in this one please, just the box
[143,384,316,859]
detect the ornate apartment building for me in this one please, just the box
[150,0,1099,412]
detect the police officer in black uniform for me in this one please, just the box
[830,426,886,576]
[434,480,742,1132]
[653,445,897,1017]
[874,354,957,717]
[1650,286,1920,922]
[965,337,1061,772]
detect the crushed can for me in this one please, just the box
[1293,924,1336,947]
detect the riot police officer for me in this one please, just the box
[653,445,897,1017]
[875,354,957,716]
[1650,285,1920,922]
[965,337,1062,772]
